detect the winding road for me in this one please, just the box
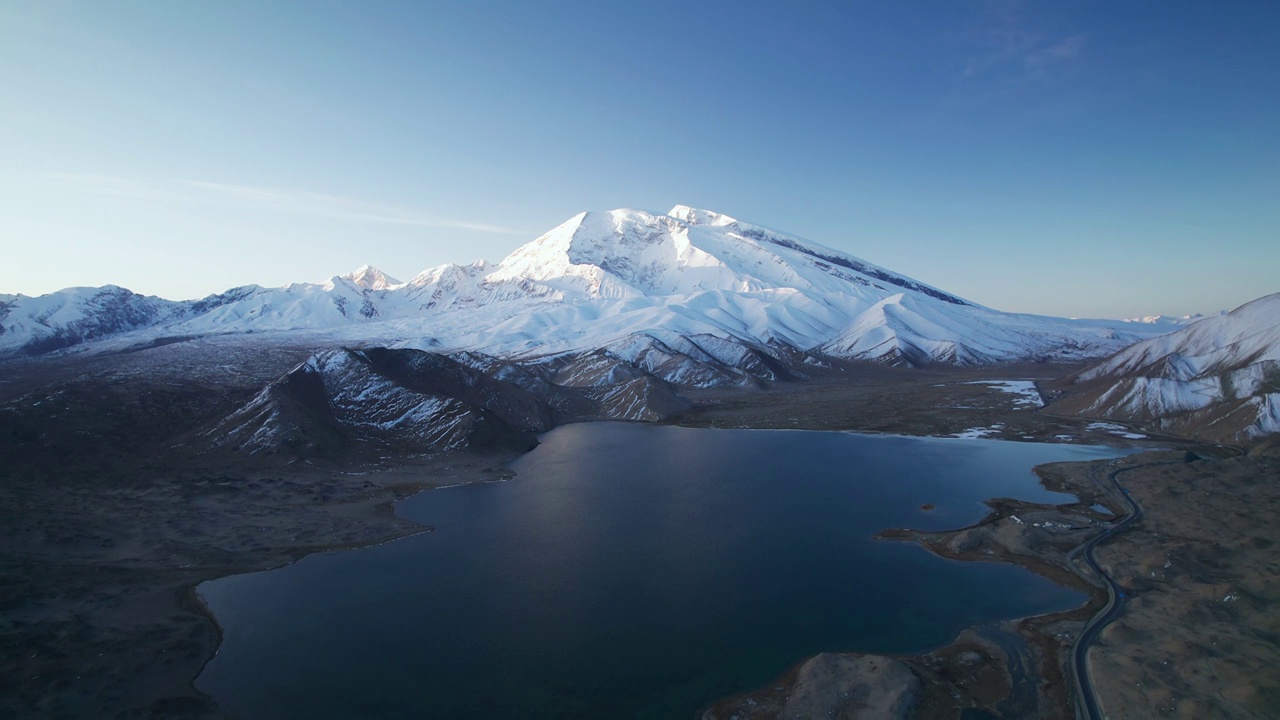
[1067,460,1144,720]
[1067,453,1205,719]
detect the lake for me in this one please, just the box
[196,423,1125,719]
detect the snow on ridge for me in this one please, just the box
[1080,292,1280,382]
[667,204,738,227]
[1255,394,1280,436]
[1122,313,1208,326]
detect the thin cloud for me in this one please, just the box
[41,173,522,235]
[1024,34,1086,69]
[962,29,1086,78]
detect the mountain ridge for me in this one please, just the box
[1048,292,1280,442]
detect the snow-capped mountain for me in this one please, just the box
[1,205,1182,369]
[1051,293,1280,441]
[0,285,186,355]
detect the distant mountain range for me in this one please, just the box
[1051,293,1280,443]
[0,205,1184,368]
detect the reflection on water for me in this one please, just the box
[197,424,1125,719]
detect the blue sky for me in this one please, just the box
[2,1,1276,318]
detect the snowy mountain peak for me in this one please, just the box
[667,205,738,227]
[481,206,975,306]
[408,261,481,287]
[342,265,402,291]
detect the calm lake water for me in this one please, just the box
[197,423,1126,719]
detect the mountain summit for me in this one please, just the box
[487,206,969,305]
[0,206,1182,366]
[341,265,401,291]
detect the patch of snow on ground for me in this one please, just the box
[950,423,1005,439]
[965,380,1044,407]
[1086,422,1147,439]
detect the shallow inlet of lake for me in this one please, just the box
[196,423,1129,719]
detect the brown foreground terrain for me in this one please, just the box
[1087,442,1280,718]
[2,347,1277,718]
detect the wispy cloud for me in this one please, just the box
[956,0,1087,78]
[40,173,522,235]
[1023,34,1086,69]
[961,29,1086,79]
